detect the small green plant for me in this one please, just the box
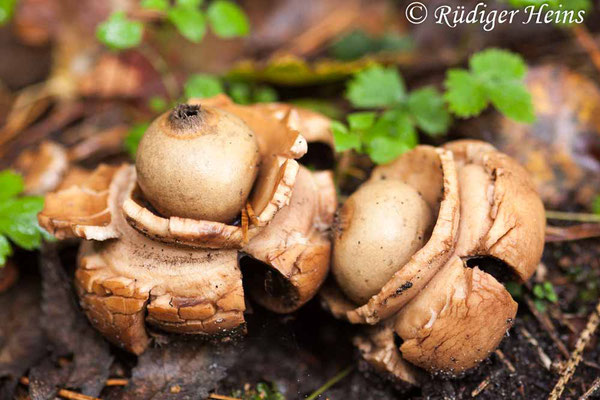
[0,170,50,266]
[184,74,225,99]
[332,48,535,165]
[532,281,558,312]
[592,195,600,214]
[96,11,144,50]
[231,382,285,400]
[0,0,17,26]
[445,49,535,122]
[333,66,449,164]
[97,0,249,50]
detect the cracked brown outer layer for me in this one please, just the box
[243,167,336,313]
[322,140,545,380]
[394,256,517,374]
[444,140,546,281]
[39,162,336,354]
[354,320,422,386]
[72,166,245,354]
[38,164,122,241]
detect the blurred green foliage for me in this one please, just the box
[0,170,51,266]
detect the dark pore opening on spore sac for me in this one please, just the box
[298,142,335,170]
[465,256,518,284]
[239,254,299,309]
[168,103,202,131]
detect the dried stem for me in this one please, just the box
[19,376,128,400]
[549,298,600,400]
[524,295,570,359]
[105,378,128,387]
[494,349,516,373]
[546,210,600,223]
[472,376,491,397]
[519,326,552,370]
[305,365,353,400]
[277,2,359,56]
[208,394,241,400]
[580,377,600,400]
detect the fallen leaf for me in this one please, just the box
[28,358,70,400]
[478,65,600,208]
[0,273,46,399]
[35,243,113,397]
[119,339,236,400]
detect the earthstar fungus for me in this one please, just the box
[38,95,336,354]
[322,140,545,382]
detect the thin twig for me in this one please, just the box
[305,365,354,400]
[105,378,128,387]
[208,394,241,400]
[495,349,516,373]
[549,298,600,400]
[519,327,552,371]
[546,211,600,223]
[19,377,100,400]
[471,376,491,397]
[524,295,570,359]
[579,377,600,400]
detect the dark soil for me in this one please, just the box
[2,237,598,400]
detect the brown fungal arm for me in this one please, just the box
[444,140,546,281]
[38,164,124,240]
[354,320,422,386]
[394,256,517,374]
[242,167,335,313]
[75,166,246,354]
[347,148,460,324]
[321,140,545,380]
[254,102,335,150]
[122,181,246,249]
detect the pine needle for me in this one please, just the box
[305,365,353,400]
